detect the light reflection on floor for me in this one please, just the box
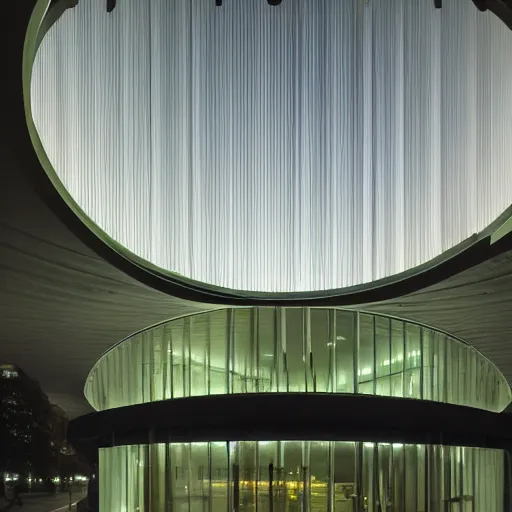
[170,480,355,511]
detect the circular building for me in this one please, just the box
[80,308,511,510]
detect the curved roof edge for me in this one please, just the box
[22,0,512,307]
[474,0,512,31]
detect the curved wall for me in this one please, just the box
[84,308,511,413]
[31,0,512,293]
[100,441,504,511]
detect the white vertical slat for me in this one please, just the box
[31,0,512,292]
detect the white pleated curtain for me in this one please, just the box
[32,0,512,292]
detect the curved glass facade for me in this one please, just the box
[100,441,505,511]
[85,308,511,412]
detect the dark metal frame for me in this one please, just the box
[69,393,512,457]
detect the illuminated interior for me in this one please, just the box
[30,0,512,292]
[99,441,504,511]
[88,310,511,510]
[85,308,511,413]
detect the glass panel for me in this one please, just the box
[391,443,405,512]
[458,346,469,408]
[487,362,498,412]
[404,368,421,400]
[390,320,404,398]
[150,444,166,510]
[450,446,460,506]
[422,328,433,401]
[475,448,485,511]
[272,442,286,510]
[232,309,252,394]
[376,443,391,511]
[475,359,484,410]
[467,350,477,409]
[187,443,209,509]
[141,331,154,403]
[335,310,355,394]
[375,316,391,397]
[461,447,474,512]
[229,441,238,512]
[282,441,303,511]
[98,448,113,511]
[189,315,208,397]
[134,339,145,406]
[432,331,446,403]
[208,310,229,396]
[404,444,417,511]
[238,441,257,509]
[309,442,329,511]
[495,451,505,512]
[447,343,460,405]
[211,442,228,510]
[183,318,192,399]
[358,314,375,395]
[416,445,426,512]
[362,443,375,512]
[405,324,421,399]
[258,309,277,393]
[286,309,307,393]
[434,444,447,511]
[257,441,276,510]
[333,442,356,512]
[405,324,421,370]
[170,318,185,399]
[311,310,331,393]
[275,310,288,394]
[162,324,173,400]
[442,445,452,508]
[169,443,191,509]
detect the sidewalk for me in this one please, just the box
[0,492,86,512]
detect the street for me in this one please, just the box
[0,492,86,512]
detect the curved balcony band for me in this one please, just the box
[70,393,512,450]
[85,308,511,413]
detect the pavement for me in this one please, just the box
[0,492,87,512]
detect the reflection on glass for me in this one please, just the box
[85,308,511,413]
[375,316,391,397]
[390,320,404,398]
[358,314,374,395]
[99,442,505,512]
[335,311,356,394]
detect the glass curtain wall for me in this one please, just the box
[85,308,510,413]
[99,441,505,512]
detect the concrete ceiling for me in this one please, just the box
[363,249,512,384]
[2,0,512,419]
[0,167,212,418]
